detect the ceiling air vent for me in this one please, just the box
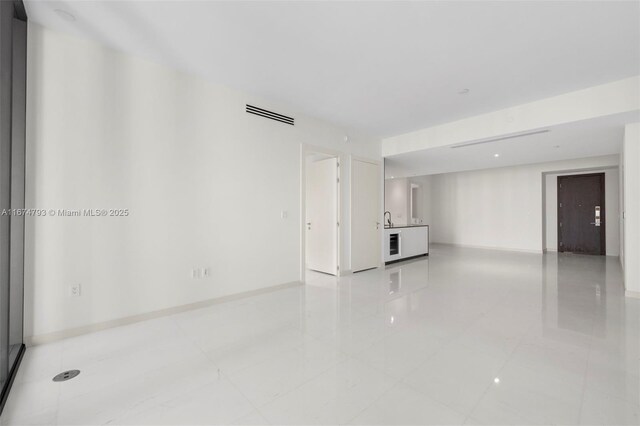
[246,104,294,126]
[450,129,550,148]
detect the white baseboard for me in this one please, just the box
[545,248,619,256]
[25,280,302,347]
[436,243,619,256]
[432,242,543,254]
[625,290,640,299]
[544,248,620,257]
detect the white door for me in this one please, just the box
[351,159,380,272]
[306,157,338,275]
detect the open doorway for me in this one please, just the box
[304,151,340,276]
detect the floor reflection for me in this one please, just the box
[388,271,401,295]
[556,254,607,336]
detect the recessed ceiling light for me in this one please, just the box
[494,377,500,384]
[494,153,500,158]
[390,176,395,178]
[54,9,76,22]
[458,88,470,95]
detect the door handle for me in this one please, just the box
[307,222,311,230]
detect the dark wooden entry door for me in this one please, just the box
[558,173,605,255]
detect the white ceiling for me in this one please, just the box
[384,112,638,178]
[25,1,640,138]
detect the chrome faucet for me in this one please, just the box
[384,211,392,227]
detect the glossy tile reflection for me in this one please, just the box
[2,245,639,425]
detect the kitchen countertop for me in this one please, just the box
[384,224,429,229]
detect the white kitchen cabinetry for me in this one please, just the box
[384,226,429,263]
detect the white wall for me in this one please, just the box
[428,155,620,252]
[623,123,640,296]
[544,169,620,255]
[384,178,408,225]
[24,24,380,340]
[384,176,431,226]
[418,175,433,226]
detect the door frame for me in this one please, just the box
[557,172,606,255]
[300,144,341,283]
[350,155,384,271]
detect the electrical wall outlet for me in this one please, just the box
[69,284,81,297]
[191,267,210,279]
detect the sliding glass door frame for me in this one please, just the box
[0,0,27,414]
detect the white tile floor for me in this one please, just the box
[2,245,639,425]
